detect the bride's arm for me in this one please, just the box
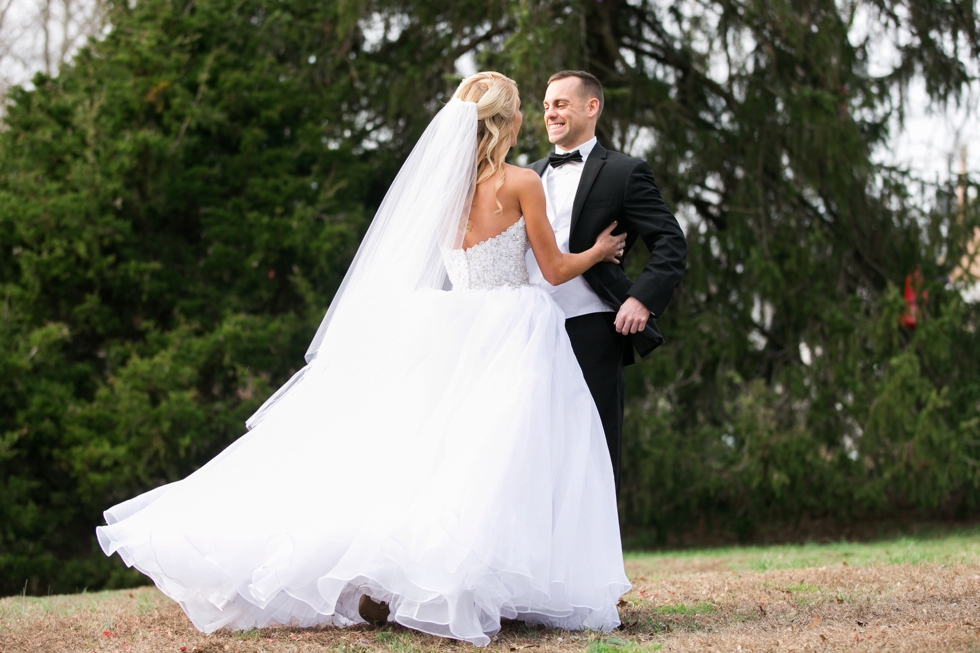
[516,169,625,286]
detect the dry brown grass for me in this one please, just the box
[2,551,979,653]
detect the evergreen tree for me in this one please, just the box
[0,0,509,594]
[491,0,980,540]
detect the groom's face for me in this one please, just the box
[543,77,598,150]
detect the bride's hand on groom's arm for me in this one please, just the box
[594,222,627,264]
[520,171,625,285]
[588,222,648,334]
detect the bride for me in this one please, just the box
[96,71,632,647]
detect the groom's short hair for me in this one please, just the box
[547,70,604,117]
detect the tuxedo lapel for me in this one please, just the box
[569,142,607,235]
[529,157,550,178]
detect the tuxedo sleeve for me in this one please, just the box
[622,160,688,318]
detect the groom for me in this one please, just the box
[526,71,687,495]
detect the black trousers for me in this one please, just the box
[564,312,626,496]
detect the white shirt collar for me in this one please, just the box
[555,136,598,163]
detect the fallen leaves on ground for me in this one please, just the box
[1,561,978,652]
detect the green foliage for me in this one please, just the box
[0,0,378,595]
[2,0,979,595]
[619,278,980,542]
[624,524,980,569]
[494,0,980,542]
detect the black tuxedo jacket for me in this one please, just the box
[529,142,687,361]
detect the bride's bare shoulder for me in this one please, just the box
[503,164,543,193]
[504,163,539,179]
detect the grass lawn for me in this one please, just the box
[2,527,979,652]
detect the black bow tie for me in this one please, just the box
[548,150,583,168]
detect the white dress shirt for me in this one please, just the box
[526,137,613,318]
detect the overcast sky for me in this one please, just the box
[884,78,978,186]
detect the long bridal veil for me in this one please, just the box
[246,99,477,429]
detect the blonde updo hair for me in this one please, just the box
[453,71,519,211]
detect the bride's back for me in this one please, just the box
[463,165,525,250]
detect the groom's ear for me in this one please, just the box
[586,97,601,118]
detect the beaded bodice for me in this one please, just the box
[444,218,531,291]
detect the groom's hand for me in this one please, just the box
[614,297,651,335]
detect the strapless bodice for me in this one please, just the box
[444,218,531,291]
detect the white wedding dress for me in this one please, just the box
[96,100,631,647]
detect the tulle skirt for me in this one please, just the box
[96,285,630,646]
